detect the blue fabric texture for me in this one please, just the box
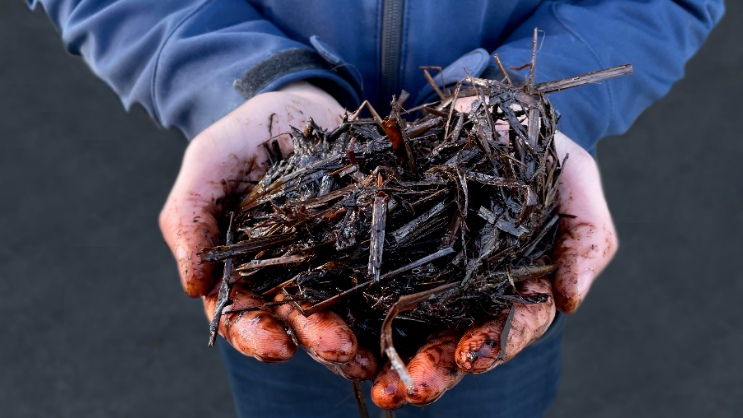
[218,314,563,418]
[30,0,722,148]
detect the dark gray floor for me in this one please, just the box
[1,2,741,417]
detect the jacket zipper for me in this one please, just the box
[380,0,405,109]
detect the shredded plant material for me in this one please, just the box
[202,75,560,327]
[199,31,632,400]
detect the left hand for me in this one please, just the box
[371,129,618,408]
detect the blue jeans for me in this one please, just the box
[219,314,563,418]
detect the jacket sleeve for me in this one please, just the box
[28,0,362,139]
[490,0,724,154]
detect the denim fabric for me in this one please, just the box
[218,315,563,418]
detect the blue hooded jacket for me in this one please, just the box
[29,0,724,153]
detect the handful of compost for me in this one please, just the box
[198,49,631,411]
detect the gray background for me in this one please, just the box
[1,1,741,417]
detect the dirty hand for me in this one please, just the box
[159,81,376,379]
[371,130,618,408]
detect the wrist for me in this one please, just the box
[191,81,343,171]
[275,81,343,109]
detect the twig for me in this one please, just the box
[536,64,633,94]
[352,381,370,418]
[527,28,539,91]
[498,304,516,361]
[368,190,388,282]
[421,67,447,101]
[493,54,512,85]
[208,212,235,347]
[234,255,306,270]
[381,282,459,393]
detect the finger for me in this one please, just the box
[553,131,619,313]
[402,330,464,406]
[371,362,407,410]
[455,277,556,373]
[158,95,300,297]
[274,294,358,363]
[159,201,219,297]
[203,283,297,363]
[318,346,379,381]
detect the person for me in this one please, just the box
[29,1,724,416]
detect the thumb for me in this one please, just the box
[158,183,221,297]
[158,82,344,297]
[552,131,618,313]
[159,123,264,297]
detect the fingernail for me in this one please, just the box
[175,244,186,258]
[577,269,595,296]
[175,245,189,275]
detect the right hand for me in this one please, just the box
[159,81,377,380]
[371,130,618,409]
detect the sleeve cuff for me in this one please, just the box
[233,45,362,110]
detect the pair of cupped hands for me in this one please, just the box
[159,81,618,409]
